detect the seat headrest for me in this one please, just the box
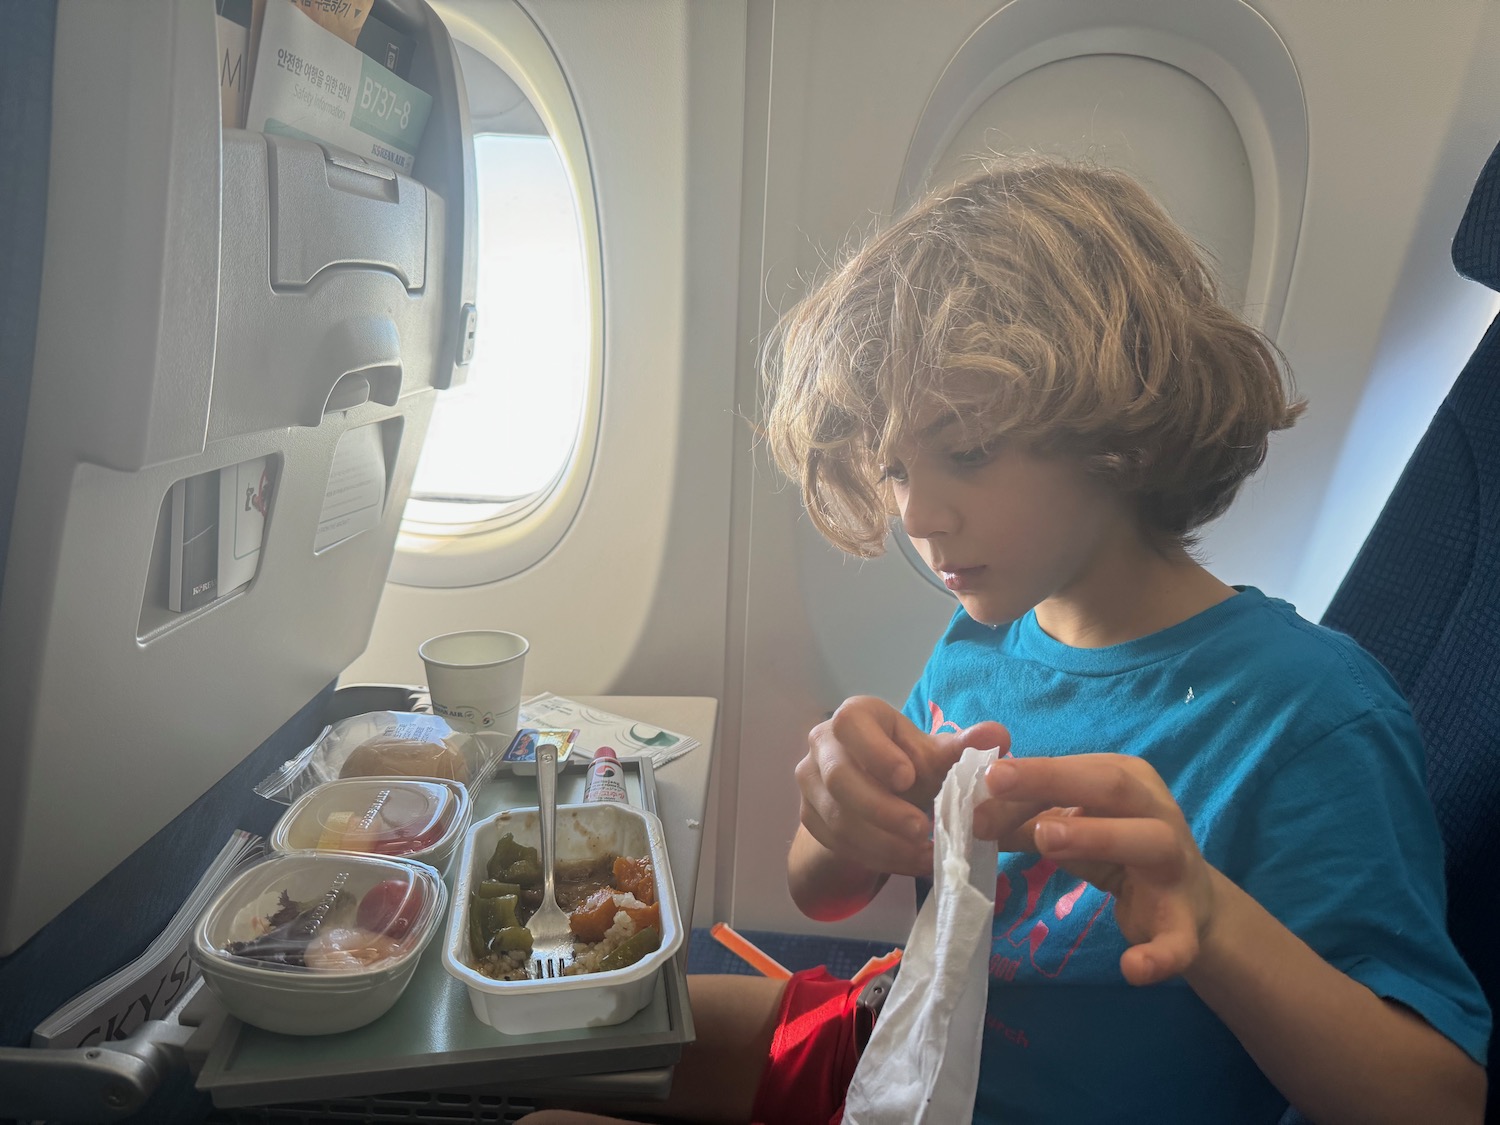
[1453,140,1500,291]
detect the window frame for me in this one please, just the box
[389,1,603,588]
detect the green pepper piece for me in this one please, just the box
[597,925,661,973]
[487,833,526,879]
[490,894,520,930]
[472,894,513,935]
[477,900,507,954]
[468,895,488,960]
[500,858,541,886]
[493,925,534,953]
[476,880,522,899]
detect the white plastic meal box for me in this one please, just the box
[192,851,448,1035]
[442,802,683,1034]
[269,776,472,874]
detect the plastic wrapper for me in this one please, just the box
[255,711,506,804]
[842,745,999,1125]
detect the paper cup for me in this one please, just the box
[418,630,529,735]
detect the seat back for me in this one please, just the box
[1321,138,1500,1115]
[0,0,51,616]
[0,19,337,1125]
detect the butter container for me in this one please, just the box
[498,727,579,776]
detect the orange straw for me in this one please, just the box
[850,948,904,987]
[709,922,792,980]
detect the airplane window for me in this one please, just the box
[405,133,588,523]
[391,16,602,588]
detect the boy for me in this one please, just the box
[518,158,1489,1124]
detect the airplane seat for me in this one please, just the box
[0,8,355,1124]
[0,0,51,621]
[1317,137,1500,1120]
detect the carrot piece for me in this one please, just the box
[612,856,656,904]
[568,888,618,943]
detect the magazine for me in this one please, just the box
[215,0,253,128]
[517,693,700,770]
[245,0,434,176]
[31,830,266,1048]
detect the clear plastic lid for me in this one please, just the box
[272,777,460,860]
[195,851,447,978]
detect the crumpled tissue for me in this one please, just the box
[842,745,1000,1125]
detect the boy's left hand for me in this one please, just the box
[974,754,1218,988]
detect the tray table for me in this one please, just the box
[196,754,694,1108]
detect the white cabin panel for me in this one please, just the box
[345,0,1500,940]
[731,0,1500,939]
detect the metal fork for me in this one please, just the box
[527,742,575,979]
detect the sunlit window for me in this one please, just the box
[404,132,590,529]
[391,15,601,589]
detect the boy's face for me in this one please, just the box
[883,416,1130,627]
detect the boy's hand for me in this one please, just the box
[974,753,1217,987]
[797,696,1009,877]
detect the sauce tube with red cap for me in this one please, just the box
[582,745,629,803]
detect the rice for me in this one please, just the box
[475,948,531,981]
[564,903,643,976]
[471,892,647,981]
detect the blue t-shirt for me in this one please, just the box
[902,587,1490,1124]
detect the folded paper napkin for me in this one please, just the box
[842,745,1000,1125]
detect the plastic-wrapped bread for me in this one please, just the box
[254,711,506,805]
[339,736,471,784]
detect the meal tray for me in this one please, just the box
[196,757,693,1108]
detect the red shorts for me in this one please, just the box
[750,967,864,1125]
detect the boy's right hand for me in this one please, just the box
[797,696,1009,877]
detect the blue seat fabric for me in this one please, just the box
[1319,137,1500,1122]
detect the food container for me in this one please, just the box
[192,851,447,1035]
[269,776,471,874]
[497,726,580,776]
[254,711,510,806]
[442,802,683,1034]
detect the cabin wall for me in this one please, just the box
[347,0,1500,941]
[730,0,1500,941]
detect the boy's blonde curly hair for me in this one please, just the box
[762,156,1305,557]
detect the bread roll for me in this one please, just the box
[339,736,470,784]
